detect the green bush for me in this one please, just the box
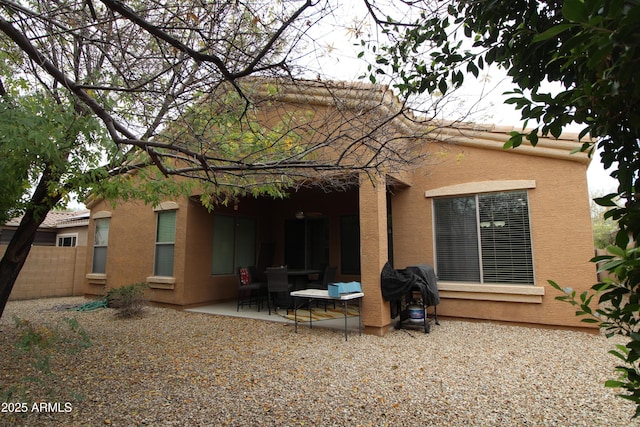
[105,283,148,318]
[550,237,640,418]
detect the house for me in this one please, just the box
[1,210,90,300]
[1,210,90,247]
[83,80,595,335]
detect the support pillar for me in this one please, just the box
[358,173,391,336]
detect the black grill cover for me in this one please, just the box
[381,262,440,307]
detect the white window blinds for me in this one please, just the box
[434,190,533,284]
[92,218,109,273]
[154,211,176,276]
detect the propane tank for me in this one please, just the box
[406,302,425,324]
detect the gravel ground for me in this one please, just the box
[0,296,638,427]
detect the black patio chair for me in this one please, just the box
[266,266,294,315]
[237,266,266,312]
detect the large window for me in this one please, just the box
[154,210,176,277]
[92,218,109,273]
[212,215,256,275]
[434,190,534,284]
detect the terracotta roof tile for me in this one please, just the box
[3,210,90,229]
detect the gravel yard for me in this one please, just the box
[0,296,638,427]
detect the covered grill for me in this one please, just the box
[381,262,440,333]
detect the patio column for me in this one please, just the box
[359,173,391,336]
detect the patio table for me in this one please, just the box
[290,289,364,341]
[287,269,321,290]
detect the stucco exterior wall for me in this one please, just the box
[80,78,597,332]
[391,140,596,328]
[85,198,190,306]
[358,175,392,335]
[85,188,363,308]
[82,137,596,331]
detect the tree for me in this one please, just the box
[0,87,109,316]
[591,194,617,250]
[361,0,640,416]
[0,0,435,318]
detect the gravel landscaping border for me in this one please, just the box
[1,296,638,427]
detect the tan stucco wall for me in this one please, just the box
[391,140,596,328]
[82,132,596,331]
[3,245,86,300]
[84,198,190,305]
[85,189,363,308]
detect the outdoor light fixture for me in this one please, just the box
[295,211,305,220]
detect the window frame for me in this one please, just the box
[92,218,110,274]
[433,189,534,286]
[57,233,78,247]
[154,210,177,277]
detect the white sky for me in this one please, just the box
[300,7,618,198]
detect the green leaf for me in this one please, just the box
[563,0,589,23]
[532,23,578,43]
[593,196,618,207]
[605,380,625,388]
[605,244,627,258]
[438,78,448,95]
[504,132,523,149]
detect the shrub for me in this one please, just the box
[105,283,148,318]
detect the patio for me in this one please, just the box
[185,299,365,335]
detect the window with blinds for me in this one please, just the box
[92,218,109,273]
[154,210,176,277]
[434,190,534,284]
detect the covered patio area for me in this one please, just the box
[183,173,400,335]
[185,299,368,336]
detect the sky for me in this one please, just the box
[300,9,618,198]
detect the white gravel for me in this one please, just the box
[0,296,638,427]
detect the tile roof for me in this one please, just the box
[3,210,90,228]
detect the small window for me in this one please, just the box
[92,218,110,273]
[57,234,77,247]
[154,210,176,277]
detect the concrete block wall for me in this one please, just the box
[1,245,86,300]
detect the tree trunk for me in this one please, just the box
[0,167,62,318]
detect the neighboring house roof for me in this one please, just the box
[3,210,90,229]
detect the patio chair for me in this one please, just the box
[237,266,266,312]
[266,266,294,315]
[309,265,337,289]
